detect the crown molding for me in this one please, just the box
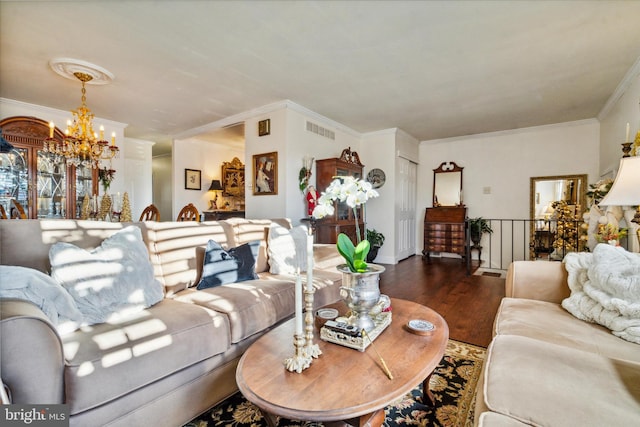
[362,127,399,138]
[420,118,599,145]
[0,97,128,129]
[598,55,640,120]
[283,100,361,138]
[174,99,361,140]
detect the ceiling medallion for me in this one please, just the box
[49,58,114,85]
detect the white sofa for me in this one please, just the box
[474,255,640,426]
[0,218,344,426]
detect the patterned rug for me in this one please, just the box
[185,339,486,427]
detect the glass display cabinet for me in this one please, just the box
[0,116,97,219]
[314,149,364,244]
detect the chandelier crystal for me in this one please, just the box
[44,71,119,168]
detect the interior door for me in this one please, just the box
[396,156,417,260]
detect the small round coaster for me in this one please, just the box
[407,319,435,335]
[315,308,339,329]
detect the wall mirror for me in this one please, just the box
[433,161,463,206]
[530,174,587,259]
[221,157,245,198]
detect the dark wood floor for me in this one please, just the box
[377,255,505,348]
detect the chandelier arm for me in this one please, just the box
[44,71,118,169]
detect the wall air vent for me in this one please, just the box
[306,121,335,140]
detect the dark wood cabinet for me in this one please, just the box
[423,207,467,259]
[0,116,97,219]
[314,156,364,244]
[202,210,245,221]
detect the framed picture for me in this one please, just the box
[221,157,245,197]
[258,119,270,136]
[253,152,277,195]
[185,168,201,190]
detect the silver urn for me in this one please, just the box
[338,264,385,332]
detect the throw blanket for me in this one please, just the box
[562,244,640,344]
[0,265,83,334]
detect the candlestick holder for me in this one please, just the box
[622,142,633,158]
[303,288,322,358]
[284,333,312,373]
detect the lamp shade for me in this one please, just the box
[599,156,640,206]
[208,180,223,191]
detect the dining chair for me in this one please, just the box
[139,204,160,221]
[11,199,27,219]
[177,203,200,222]
[0,204,7,219]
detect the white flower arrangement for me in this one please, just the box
[312,176,379,272]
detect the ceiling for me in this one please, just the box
[2,1,640,156]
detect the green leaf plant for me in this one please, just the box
[337,233,370,273]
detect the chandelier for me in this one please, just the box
[44,71,119,168]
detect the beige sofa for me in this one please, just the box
[0,218,344,426]
[475,260,640,426]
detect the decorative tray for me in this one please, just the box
[320,312,392,352]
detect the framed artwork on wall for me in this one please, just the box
[221,157,245,197]
[258,119,270,136]
[185,168,201,190]
[253,152,277,195]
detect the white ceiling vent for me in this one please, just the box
[306,121,335,140]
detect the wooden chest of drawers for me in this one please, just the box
[423,207,467,259]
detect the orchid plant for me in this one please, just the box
[312,176,379,272]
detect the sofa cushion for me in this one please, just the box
[267,223,309,274]
[220,218,291,273]
[49,226,164,325]
[0,219,140,274]
[196,240,260,289]
[483,334,640,427]
[494,298,640,362]
[173,278,295,343]
[478,412,532,427]
[61,299,230,415]
[260,269,342,309]
[144,221,229,296]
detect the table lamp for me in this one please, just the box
[208,179,223,210]
[599,156,640,225]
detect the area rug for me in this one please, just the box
[184,339,486,427]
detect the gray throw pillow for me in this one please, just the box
[49,226,164,325]
[197,240,260,290]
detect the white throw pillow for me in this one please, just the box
[267,223,308,274]
[0,265,83,334]
[49,226,164,325]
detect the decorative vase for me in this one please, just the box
[338,264,385,332]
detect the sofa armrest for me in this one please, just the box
[0,299,65,404]
[505,261,570,304]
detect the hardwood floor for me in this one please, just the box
[378,255,505,348]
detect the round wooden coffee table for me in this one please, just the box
[236,298,449,426]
